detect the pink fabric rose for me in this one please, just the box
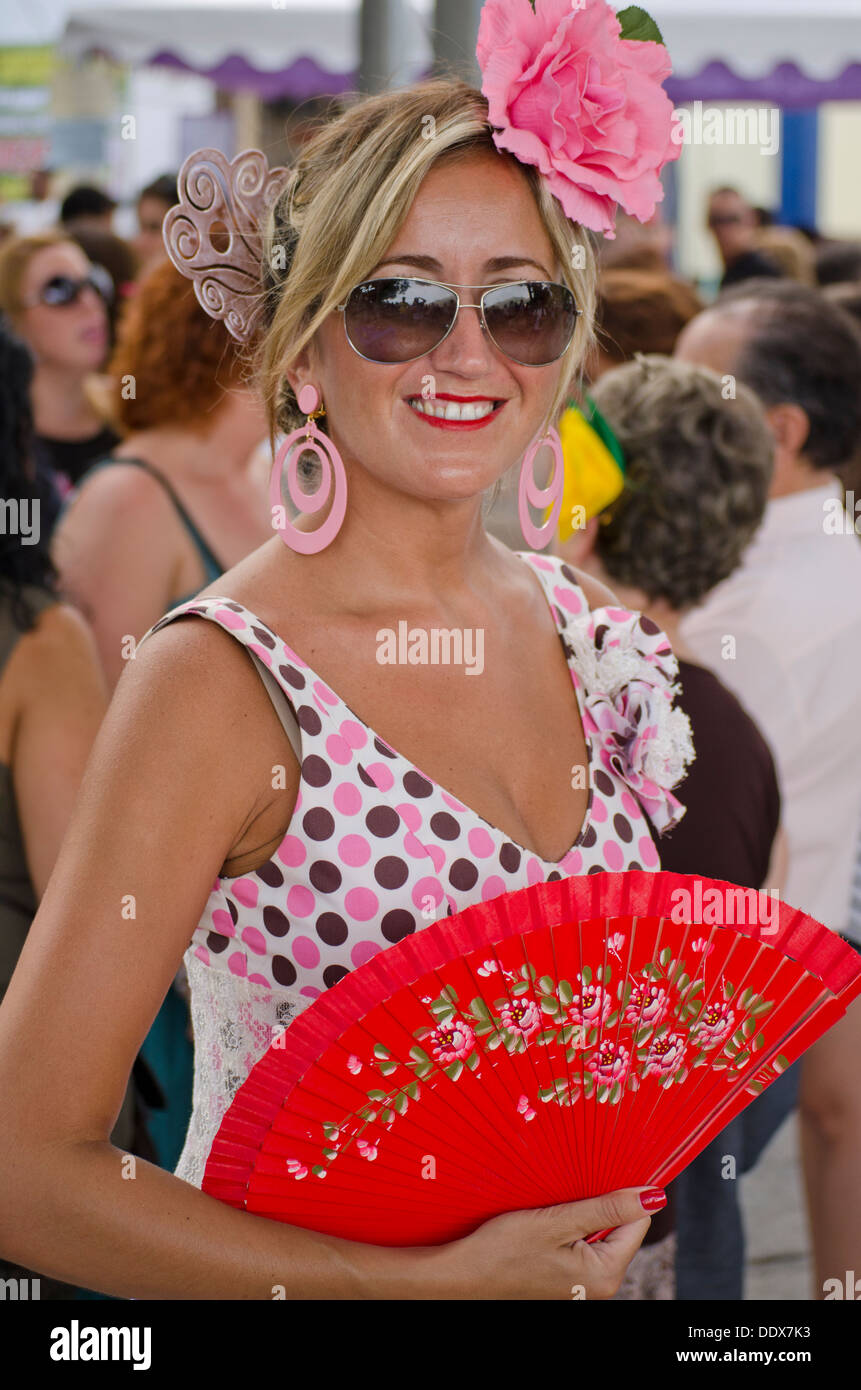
[477,0,681,237]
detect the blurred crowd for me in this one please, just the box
[0,163,860,1301]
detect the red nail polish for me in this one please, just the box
[640,1187,667,1212]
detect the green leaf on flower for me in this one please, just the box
[323,1148,339,1161]
[659,946,672,968]
[469,996,491,1020]
[405,1080,420,1099]
[724,980,735,999]
[616,5,666,45]
[511,981,531,996]
[382,1108,394,1124]
[414,1061,434,1079]
[378,1061,399,1076]
[540,994,560,1014]
[754,1033,765,1051]
[444,1059,463,1081]
[466,1051,480,1071]
[559,979,574,1006]
[394,1092,409,1115]
[609,1081,622,1104]
[538,975,555,995]
[539,1028,558,1045]
[366,1089,387,1102]
[311,1165,327,1178]
[373,1043,390,1059]
[410,1044,430,1065]
[440,985,458,1005]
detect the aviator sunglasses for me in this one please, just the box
[336,277,580,367]
[25,263,114,309]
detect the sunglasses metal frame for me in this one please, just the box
[25,265,114,309]
[335,277,581,366]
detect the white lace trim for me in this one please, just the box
[174,951,311,1188]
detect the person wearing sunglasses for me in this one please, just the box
[0,35,691,1301]
[0,233,119,508]
[706,187,783,292]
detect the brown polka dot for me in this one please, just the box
[222,602,244,613]
[639,616,660,635]
[374,737,396,758]
[381,909,416,943]
[560,563,578,585]
[587,864,604,875]
[256,861,284,888]
[272,955,297,986]
[547,870,562,881]
[403,771,433,798]
[316,912,348,946]
[206,931,230,953]
[613,813,633,843]
[251,626,275,648]
[263,905,290,937]
[279,665,306,690]
[374,855,409,889]
[303,807,335,840]
[628,861,642,871]
[297,706,322,736]
[500,842,521,873]
[226,898,238,925]
[366,805,400,837]
[430,811,460,841]
[301,754,331,787]
[594,769,615,798]
[594,623,609,650]
[310,860,342,893]
[324,964,350,989]
[358,765,378,788]
[449,858,478,890]
[580,824,598,849]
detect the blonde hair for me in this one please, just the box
[259,79,597,441]
[0,231,75,321]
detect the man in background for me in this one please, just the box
[707,187,783,289]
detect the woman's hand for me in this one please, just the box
[435,1188,657,1300]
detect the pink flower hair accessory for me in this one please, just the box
[476,0,682,238]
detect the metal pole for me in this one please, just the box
[360,0,423,93]
[432,0,483,83]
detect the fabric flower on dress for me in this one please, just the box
[565,606,694,833]
[476,0,682,237]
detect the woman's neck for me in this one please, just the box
[31,364,103,440]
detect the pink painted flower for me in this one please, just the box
[608,932,627,960]
[586,1039,630,1084]
[477,959,500,977]
[346,1054,362,1075]
[476,0,681,238]
[356,1139,378,1161]
[569,977,611,1028]
[499,997,541,1038]
[517,1094,536,1122]
[643,1031,686,1078]
[691,937,714,956]
[286,1158,308,1180]
[623,978,669,1029]
[691,1002,735,1050]
[429,1017,475,1064]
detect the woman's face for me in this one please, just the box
[296,150,569,508]
[18,240,109,372]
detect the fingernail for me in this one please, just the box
[640,1187,667,1212]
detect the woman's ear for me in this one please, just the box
[283,343,316,405]
[554,514,601,570]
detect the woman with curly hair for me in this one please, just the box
[556,353,786,1299]
[53,259,271,690]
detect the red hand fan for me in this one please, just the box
[202,871,861,1246]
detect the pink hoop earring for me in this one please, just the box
[269,384,347,555]
[518,426,564,550]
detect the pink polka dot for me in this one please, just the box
[333,783,362,815]
[396,803,422,832]
[248,973,270,987]
[326,734,352,765]
[248,643,273,666]
[527,555,553,572]
[294,790,302,812]
[591,797,608,824]
[277,835,306,868]
[365,762,395,792]
[560,848,583,875]
[553,585,583,615]
[293,936,321,969]
[301,985,321,999]
[282,645,308,670]
[228,952,248,977]
[621,792,640,819]
[194,945,211,966]
[339,834,371,867]
[241,926,266,954]
[604,841,624,870]
[314,681,337,705]
[211,908,235,937]
[403,831,428,859]
[215,608,245,629]
[351,940,382,968]
[340,719,367,749]
[412,877,444,910]
[441,791,467,813]
[639,834,660,867]
[287,884,315,917]
[345,887,379,921]
[468,827,495,858]
[232,878,258,907]
[606,607,633,623]
[527,856,543,885]
[481,875,506,902]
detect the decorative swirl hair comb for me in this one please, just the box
[163,147,290,344]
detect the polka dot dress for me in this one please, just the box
[140,552,693,1185]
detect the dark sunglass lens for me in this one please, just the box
[346,279,457,363]
[484,282,577,365]
[40,276,77,306]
